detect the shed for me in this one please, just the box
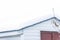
[0,17,60,40]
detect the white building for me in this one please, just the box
[0,17,60,40]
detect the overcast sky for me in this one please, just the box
[0,0,60,31]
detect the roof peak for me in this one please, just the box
[52,17,57,19]
[0,17,59,33]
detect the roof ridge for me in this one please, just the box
[0,17,59,33]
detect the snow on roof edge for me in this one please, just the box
[0,17,58,33]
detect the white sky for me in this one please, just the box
[0,0,60,31]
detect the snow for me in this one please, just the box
[0,0,60,31]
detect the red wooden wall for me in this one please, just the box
[41,31,59,40]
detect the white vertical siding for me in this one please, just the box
[23,19,58,40]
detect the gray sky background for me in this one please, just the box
[0,0,60,31]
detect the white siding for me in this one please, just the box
[23,19,59,40]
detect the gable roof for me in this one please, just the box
[0,17,60,33]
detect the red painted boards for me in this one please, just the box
[41,31,59,40]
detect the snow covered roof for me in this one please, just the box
[0,17,60,38]
[0,17,60,33]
